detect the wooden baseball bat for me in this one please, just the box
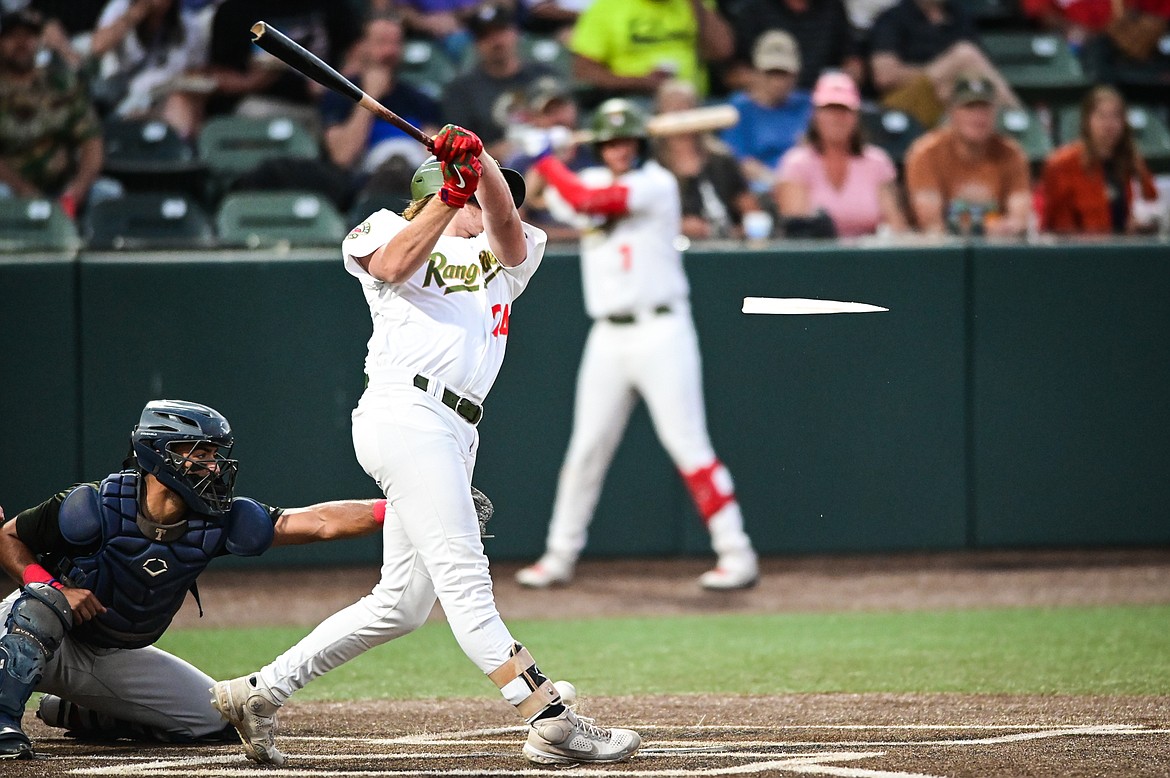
[570,105,740,144]
[250,21,433,151]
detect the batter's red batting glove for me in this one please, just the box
[433,124,483,162]
[439,153,482,208]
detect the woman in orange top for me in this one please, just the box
[1041,85,1159,234]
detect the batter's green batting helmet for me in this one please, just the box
[589,98,649,143]
[409,155,527,208]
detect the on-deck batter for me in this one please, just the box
[516,99,759,591]
[211,124,642,768]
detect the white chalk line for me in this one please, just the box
[59,723,1168,778]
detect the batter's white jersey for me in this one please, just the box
[577,160,689,319]
[343,209,548,403]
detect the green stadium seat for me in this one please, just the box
[399,38,458,100]
[520,33,573,80]
[0,197,80,252]
[859,106,924,166]
[82,193,215,250]
[1056,103,1170,172]
[197,115,319,187]
[102,117,206,197]
[348,190,409,227]
[980,33,1088,95]
[215,190,348,248]
[997,106,1053,165]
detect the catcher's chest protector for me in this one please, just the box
[56,472,231,649]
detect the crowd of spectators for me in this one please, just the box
[0,0,1168,246]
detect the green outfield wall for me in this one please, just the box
[2,239,1167,565]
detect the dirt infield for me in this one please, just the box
[8,548,1170,777]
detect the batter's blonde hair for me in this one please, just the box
[402,194,434,221]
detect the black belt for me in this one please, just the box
[606,304,672,325]
[413,374,483,425]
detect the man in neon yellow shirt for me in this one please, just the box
[569,0,733,98]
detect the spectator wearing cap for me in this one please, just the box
[721,0,863,91]
[719,30,812,195]
[774,71,907,238]
[653,78,763,240]
[321,12,441,182]
[869,0,1022,130]
[904,73,1031,236]
[441,2,558,158]
[568,0,734,101]
[0,8,104,217]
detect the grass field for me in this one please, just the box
[157,604,1170,699]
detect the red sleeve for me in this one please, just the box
[533,156,630,217]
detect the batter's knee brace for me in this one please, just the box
[0,583,72,719]
[488,643,562,722]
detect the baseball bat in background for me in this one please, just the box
[250,21,433,151]
[569,105,740,145]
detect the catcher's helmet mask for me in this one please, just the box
[131,400,239,517]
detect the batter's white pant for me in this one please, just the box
[544,305,752,560]
[258,378,519,705]
[0,591,228,739]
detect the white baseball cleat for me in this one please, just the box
[524,707,641,765]
[515,553,575,588]
[210,675,286,766]
[699,550,759,590]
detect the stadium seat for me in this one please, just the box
[197,115,320,191]
[979,33,1088,97]
[348,190,410,227]
[102,117,206,197]
[996,107,1053,165]
[82,193,215,250]
[215,190,348,248]
[1056,103,1170,172]
[399,38,458,100]
[0,197,80,252]
[520,33,573,80]
[859,106,924,167]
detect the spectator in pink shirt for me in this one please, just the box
[774,71,908,237]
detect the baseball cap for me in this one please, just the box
[0,7,45,36]
[467,3,515,38]
[811,71,860,110]
[951,74,996,106]
[527,76,571,114]
[752,30,800,74]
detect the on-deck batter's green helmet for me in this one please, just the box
[589,98,650,144]
[409,155,527,207]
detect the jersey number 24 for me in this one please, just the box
[491,304,511,337]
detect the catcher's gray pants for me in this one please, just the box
[0,590,228,739]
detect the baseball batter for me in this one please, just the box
[0,400,383,759]
[516,99,759,591]
[211,125,641,768]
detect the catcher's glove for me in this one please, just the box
[471,486,494,538]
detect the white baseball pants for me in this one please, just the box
[258,379,518,703]
[544,306,752,560]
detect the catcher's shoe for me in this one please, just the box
[211,675,286,766]
[699,550,759,590]
[524,707,641,765]
[0,715,32,760]
[515,553,574,588]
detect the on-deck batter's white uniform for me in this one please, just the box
[534,159,756,583]
[253,207,548,703]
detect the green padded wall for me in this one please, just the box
[970,242,1170,546]
[0,255,80,515]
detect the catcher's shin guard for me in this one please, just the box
[488,643,562,722]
